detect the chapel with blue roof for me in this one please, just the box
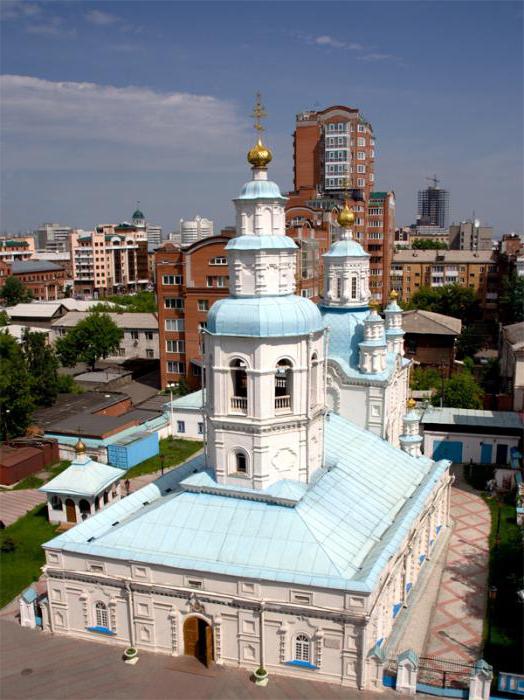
[40,121,452,689]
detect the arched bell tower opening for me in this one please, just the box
[274,359,293,413]
[230,359,248,414]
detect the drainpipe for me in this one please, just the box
[125,581,135,647]
[259,604,265,668]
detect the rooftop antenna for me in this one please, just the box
[426,175,440,188]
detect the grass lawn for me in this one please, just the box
[0,461,71,492]
[0,504,58,609]
[125,438,203,479]
[483,495,523,672]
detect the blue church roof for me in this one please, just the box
[324,239,369,258]
[44,413,449,593]
[208,295,324,337]
[226,235,297,251]
[236,179,287,201]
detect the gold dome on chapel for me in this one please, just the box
[337,202,355,229]
[75,438,87,454]
[407,398,417,410]
[390,289,399,300]
[247,138,272,168]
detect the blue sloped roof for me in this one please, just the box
[44,413,448,592]
[324,239,369,258]
[226,235,297,251]
[236,179,287,201]
[164,389,205,411]
[39,457,124,497]
[208,295,324,337]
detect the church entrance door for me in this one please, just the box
[65,499,76,523]
[183,616,214,666]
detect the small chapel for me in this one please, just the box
[40,123,451,690]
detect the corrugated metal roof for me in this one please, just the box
[402,310,461,336]
[421,407,523,430]
[164,390,205,411]
[40,456,124,497]
[52,312,158,330]
[45,414,448,592]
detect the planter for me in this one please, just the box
[254,667,269,687]
[123,647,139,665]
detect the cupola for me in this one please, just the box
[384,289,405,355]
[399,399,423,457]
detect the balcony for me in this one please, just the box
[275,395,291,412]
[391,270,403,277]
[231,396,247,413]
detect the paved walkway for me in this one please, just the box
[0,489,46,527]
[423,466,491,662]
[0,618,397,700]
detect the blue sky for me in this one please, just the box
[1,0,522,236]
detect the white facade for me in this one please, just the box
[422,430,519,465]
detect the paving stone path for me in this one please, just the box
[0,489,46,527]
[423,466,491,662]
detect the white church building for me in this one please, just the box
[40,136,452,689]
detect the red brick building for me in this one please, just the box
[0,259,66,301]
[285,105,395,303]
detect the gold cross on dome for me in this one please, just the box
[251,92,267,133]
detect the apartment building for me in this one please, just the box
[0,236,35,262]
[285,106,394,302]
[0,259,66,300]
[71,224,149,298]
[448,220,493,251]
[391,249,498,310]
[34,223,73,252]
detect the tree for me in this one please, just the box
[407,284,478,321]
[55,312,124,371]
[412,239,448,250]
[0,332,34,440]
[499,273,524,324]
[0,310,9,327]
[410,366,441,391]
[21,329,59,406]
[433,369,484,409]
[0,276,33,306]
[456,325,484,359]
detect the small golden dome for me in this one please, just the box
[337,202,355,229]
[369,299,380,311]
[390,289,398,300]
[407,398,417,409]
[75,438,86,454]
[247,138,272,168]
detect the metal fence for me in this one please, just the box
[417,655,472,698]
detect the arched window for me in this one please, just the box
[79,499,91,515]
[230,359,248,412]
[50,496,62,511]
[310,353,319,407]
[295,634,311,662]
[103,491,109,505]
[275,360,293,412]
[235,452,247,474]
[95,601,109,629]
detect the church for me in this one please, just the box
[40,133,452,690]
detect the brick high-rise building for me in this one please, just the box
[286,105,394,303]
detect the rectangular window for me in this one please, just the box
[357,124,365,133]
[357,137,366,146]
[356,165,366,173]
[145,331,154,340]
[198,422,204,434]
[199,321,208,331]
[187,578,203,589]
[164,298,184,309]
[206,276,228,287]
[146,349,154,359]
[162,275,182,285]
[357,178,365,187]
[165,318,184,331]
[167,361,185,374]
[166,340,185,353]
[351,277,357,298]
[357,151,366,160]
[301,288,313,298]
[209,256,227,266]
[197,299,209,311]
[177,420,185,433]
[130,331,139,340]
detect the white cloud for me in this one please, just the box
[314,35,346,49]
[85,9,120,26]
[296,31,401,63]
[25,16,76,37]
[1,0,40,21]
[0,75,249,172]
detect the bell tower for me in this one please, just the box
[204,95,327,490]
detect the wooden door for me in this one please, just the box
[183,617,199,658]
[205,624,214,666]
[65,499,76,523]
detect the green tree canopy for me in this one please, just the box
[55,312,124,371]
[407,284,478,321]
[411,239,448,250]
[456,325,485,360]
[97,291,156,313]
[433,369,484,409]
[0,276,33,306]
[410,366,442,391]
[0,332,34,439]
[21,329,59,406]
[499,273,524,324]
[0,310,9,327]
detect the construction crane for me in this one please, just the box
[426,175,440,188]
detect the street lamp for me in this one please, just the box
[167,382,176,438]
[487,585,497,647]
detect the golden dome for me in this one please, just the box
[337,202,355,229]
[389,289,398,300]
[75,438,86,454]
[247,138,272,168]
[369,299,380,311]
[407,398,417,409]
